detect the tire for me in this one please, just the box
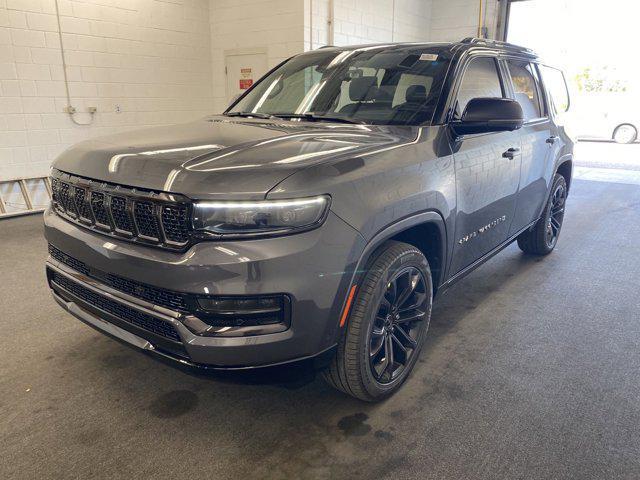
[612,123,638,144]
[517,173,567,255]
[322,241,433,402]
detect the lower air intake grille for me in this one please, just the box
[50,270,181,342]
[48,244,189,312]
[48,244,90,276]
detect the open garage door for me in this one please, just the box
[505,0,640,183]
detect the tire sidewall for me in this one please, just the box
[355,248,433,399]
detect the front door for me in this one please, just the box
[449,56,522,275]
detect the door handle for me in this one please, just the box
[546,136,559,144]
[502,147,520,160]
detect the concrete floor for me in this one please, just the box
[2,177,640,479]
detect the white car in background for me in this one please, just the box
[567,92,639,143]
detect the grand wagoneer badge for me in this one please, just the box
[458,215,507,245]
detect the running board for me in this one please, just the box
[438,220,538,294]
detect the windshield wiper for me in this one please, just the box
[224,112,275,119]
[271,113,364,124]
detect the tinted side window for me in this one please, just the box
[506,60,542,121]
[456,57,504,116]
[539,65,570,115]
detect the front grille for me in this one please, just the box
[134,201,160,239]
[58,181,76,217]
[48,244,189,312]
[50,270,182,342]
[161,205,190,244]
[90,191,110,226]
[73,186,92,221]
[51,170,191,250]
[110,195,133,233]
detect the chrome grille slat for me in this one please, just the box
[51,171,191,251]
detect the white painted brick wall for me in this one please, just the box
[430,0,498,41]
[209,0,305,113]
[1,0,499,183]
[306,0,432,49]
[0,0,214,181]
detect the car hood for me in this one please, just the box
[53,116,416,200]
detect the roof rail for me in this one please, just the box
[460,37,534,54]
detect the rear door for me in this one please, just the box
[502,58,556,234]
[449,56,522,275]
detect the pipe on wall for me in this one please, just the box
[391,0,396,41]
[477,0,484,38]
[309,0,313,49]
[54,0,95,125]
[327,0,334,45]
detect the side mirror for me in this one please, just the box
[452,97,524,135]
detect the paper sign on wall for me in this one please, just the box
[239,67,253,89]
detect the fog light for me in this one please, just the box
[194,295,290,335]
[197,296,281,314]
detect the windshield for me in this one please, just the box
[227,46,451,126]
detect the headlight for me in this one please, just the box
[192,195,331,236]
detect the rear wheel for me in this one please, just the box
[323,241,433,402]
[517,173,567,255]
[612,123,637,144]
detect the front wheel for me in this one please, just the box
[612,123,637,144]
[323,241,433,402]
[517,173,567,255]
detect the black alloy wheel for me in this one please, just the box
[517,173,567,255]
[369,267,428,384]
[322,241,433,401]
[545,180,567,249]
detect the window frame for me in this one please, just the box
[449,55,507,122]
[538,63,571,118]
[500,56,549,124]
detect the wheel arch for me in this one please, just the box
[353,211,448,294]
[555,155,573,193]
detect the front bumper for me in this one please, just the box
[44,207,364,369]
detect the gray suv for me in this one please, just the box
[45,38,573,401]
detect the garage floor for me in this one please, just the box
[2,176,640,480]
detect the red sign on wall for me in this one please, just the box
[239,67,253,89]
[239,79,253,89]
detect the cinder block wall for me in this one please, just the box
[209,0,305,113]
[430,0,498,42]
[0,0,214,181]
[306,0,433,49]
[0,0,499,184]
